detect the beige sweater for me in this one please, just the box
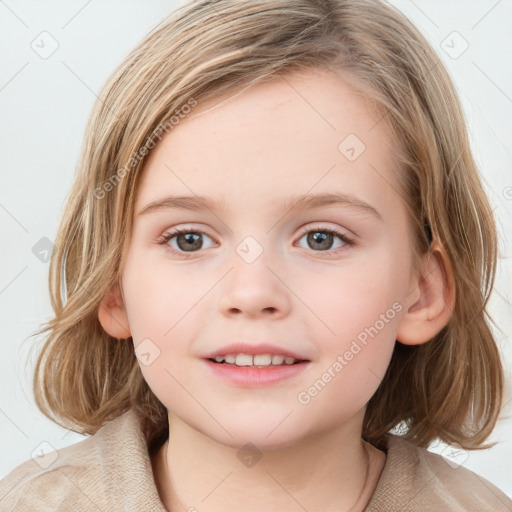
[1,408,510,511]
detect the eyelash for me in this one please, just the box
[157,225,356,259]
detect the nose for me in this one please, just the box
[218,250,291,319]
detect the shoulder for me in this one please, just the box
[0,429,106,511]
[0,409,166,512]
[366,434,512,512]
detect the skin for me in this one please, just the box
[98,67,455,511]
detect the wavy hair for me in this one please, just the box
[27,0,504,455]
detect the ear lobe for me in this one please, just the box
[396,241,456,346]
[98,283,131,339]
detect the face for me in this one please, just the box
[117,68,418,449]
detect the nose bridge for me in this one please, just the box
[218,232,289,317]
[225,211,277,268]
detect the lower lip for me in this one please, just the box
[202,359,310,387]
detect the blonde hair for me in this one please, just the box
[28,0,504,455]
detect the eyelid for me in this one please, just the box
[160,223,216,239]
[158,224,218,245]
[295,223,356,252]
[296,222,352,238]
[158,223,352,241]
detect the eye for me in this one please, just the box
[158,227,216,257]
[158,224,355,259]
[296,225,355,255]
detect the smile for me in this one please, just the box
[208,353,306,367]
[203,355,311,387]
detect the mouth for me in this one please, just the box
[203,353,311,387]
[206,353,309,368]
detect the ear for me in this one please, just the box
[97,283,132,339]
[396,240,456,346]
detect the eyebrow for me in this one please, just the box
[137,192,383,221]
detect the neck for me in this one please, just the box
[151,410,386,512]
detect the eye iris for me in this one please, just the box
[308,231,333,251]
[177,232,202,251]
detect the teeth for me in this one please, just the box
[211,353,299,366]
[272,355,284,365]
[235,354,253,366]
[253,354,272,365]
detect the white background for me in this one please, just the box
[1,0,511,500]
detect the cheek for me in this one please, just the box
[121,252,197,338]
[293,252,404,405]
[121,252,210,395]
[294,265,401,423]
[121,255,198,406]
[300,252,404,345]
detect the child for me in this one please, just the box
[1,0,511,510]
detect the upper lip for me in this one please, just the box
[203,342,310,361]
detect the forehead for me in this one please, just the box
[135,67,402,217]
